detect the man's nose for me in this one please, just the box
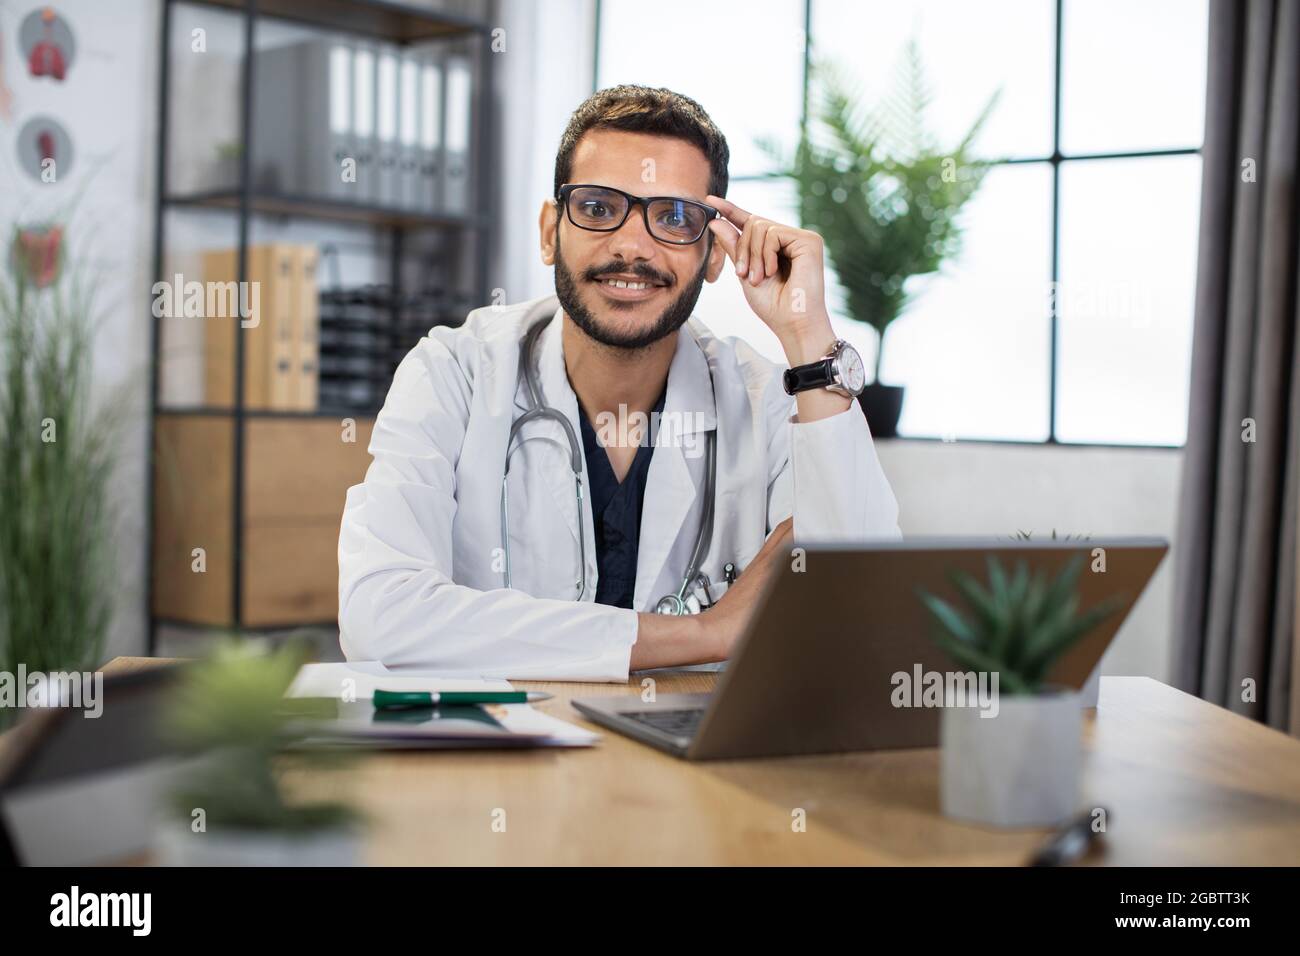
[606,203,660,261]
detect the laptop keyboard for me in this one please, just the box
[625,708,706,739]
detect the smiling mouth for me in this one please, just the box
[591,275,668,301]
[601,278,657,290]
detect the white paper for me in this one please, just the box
[300,701,598,749]
[287,662,599,750]
[493,703,600,745]
[287,661,513,700]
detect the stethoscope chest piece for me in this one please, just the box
[653,572,714,615]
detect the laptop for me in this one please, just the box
[571,537,1168,760]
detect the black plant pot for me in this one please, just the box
[857,383,904,438]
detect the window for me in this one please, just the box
[595,0,1206,445]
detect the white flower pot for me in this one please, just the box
[154,821,362,867]
[1079,664,1102,709]
[940,688,1082,829]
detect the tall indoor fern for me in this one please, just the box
[761,40,999,382]
[0,232,118,726]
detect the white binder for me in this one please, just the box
[251,39,353,200]
[440,54,473,217]
[375,46,401,208]
[417,52,443,214]
[398,53,421,211]
[323,43,353,199]
[351,41,378,204]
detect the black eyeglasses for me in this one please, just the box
[557,183,719,245]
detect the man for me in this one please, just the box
[338,85,900,681]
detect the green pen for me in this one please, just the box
[372,689,553,709]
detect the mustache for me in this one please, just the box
[585,263,673,287]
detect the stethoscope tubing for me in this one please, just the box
[500,307,718,614]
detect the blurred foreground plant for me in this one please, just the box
[164,638,359,832]
[0,229,119,729]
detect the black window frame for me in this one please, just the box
[592,0,1203,449]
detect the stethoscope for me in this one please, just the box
[499,305,725,615]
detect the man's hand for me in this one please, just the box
[707,196,852,422]
[631,518,796,671]
[698,517,795,661]
[706,196,837,361]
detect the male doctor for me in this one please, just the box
[339,85,900,681]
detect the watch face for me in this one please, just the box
[838,344,866,393]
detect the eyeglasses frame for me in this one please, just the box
[556,183,721,246]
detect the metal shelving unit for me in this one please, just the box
[146,0,495,651]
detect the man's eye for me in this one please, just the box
[580,202,612,218]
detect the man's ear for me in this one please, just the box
[539,199,559,266]
[704,229,727,283]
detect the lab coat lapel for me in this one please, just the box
[510,306,593,589]
[634,324,718,610]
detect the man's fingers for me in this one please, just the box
[709,199,798,287]
[706,194,751,229]
[707,218,739,263]
[735,217,753,277]
[748,221,771,285]
[762,227,781,278]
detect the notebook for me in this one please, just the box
[286,661,598,749]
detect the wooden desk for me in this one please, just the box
[99,658,1300,865]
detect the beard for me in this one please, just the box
[553,228,711,351]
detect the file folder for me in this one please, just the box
[351,41,378,204]
[266,245,296,409]
[398,53,422,211]
[417,52,443,213]
[440,54,473,217]
[203,245,291,410]
[291,246,320,411]
[324,43,353,199]
[251,40,353,200]
[375,46,401,208]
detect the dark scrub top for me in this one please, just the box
[578,390,667,608]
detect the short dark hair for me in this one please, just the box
[553,85,730,201]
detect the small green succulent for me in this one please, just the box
[917,555,1121,695]
[1010,529,1090,541]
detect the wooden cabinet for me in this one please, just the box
[152,414,374,628]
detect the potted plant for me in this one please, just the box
[918,555,1120,828]
[0,229,119,731]
[761,41,997,436]
[154,638,363,866]
[1009,530,1104,708]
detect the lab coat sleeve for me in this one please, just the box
[764,376,902,542]
[337,339,639,682]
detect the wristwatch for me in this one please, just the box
[782,339,867,398]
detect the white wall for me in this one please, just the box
[490,0,596,301]
[877,440,1183,682]
[0,0,161,662]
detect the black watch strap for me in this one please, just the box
[783,358,836,395]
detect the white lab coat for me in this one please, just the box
[338,293,901,681]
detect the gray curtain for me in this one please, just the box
[1172,0,1299,734]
